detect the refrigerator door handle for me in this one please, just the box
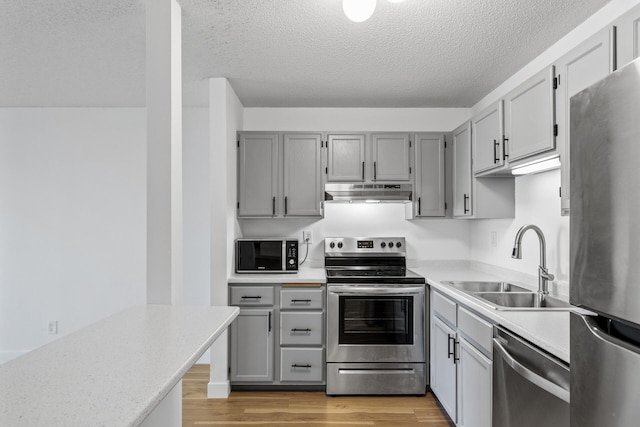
[583,316,640,355]
[493,338,570,403]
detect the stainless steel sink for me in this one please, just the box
[442,281,531,293]
[473,292,573,311]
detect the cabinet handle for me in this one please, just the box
[291,299,312,304]
[503,137,509,160]
[418,197,422,215]
[493,139,499,163]
[291,364,312,368]
[374,161,377,180]
[272,197,276,215]
[291,328,312,333]
[268,312,272,332]
[454,339,460,364]
[241,296,262,300]
[284,196,288,215]
[463,194,469,214]
[362,161,365,180]
[447,334,455,359]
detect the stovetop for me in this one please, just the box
[323,237,425,284]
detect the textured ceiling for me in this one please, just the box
[1,0,611,107]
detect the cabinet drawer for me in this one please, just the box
[433,290,457,328]
[280,348,324,382]
[280,312,323,345]
[458,306,493,356]
[230,286,274,306]
[280,288,324,310]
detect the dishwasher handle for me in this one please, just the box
[493,338,570,403]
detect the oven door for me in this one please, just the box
[327,284,425,363]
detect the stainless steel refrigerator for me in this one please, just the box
[570,57,640,426]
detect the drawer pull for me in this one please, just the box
[292,364,312,368]
[291,328,312,333]
[290,299,312,303]
[241,296,262,300]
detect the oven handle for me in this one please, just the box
[329,286,424,295]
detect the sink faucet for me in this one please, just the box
[511,224,554,295]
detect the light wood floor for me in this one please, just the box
[183,365,453,427]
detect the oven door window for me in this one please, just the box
[339,295,414,345]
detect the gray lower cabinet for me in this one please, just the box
[229,284,325,387]
[430,288,493,427]
[229,308,274,382]
[229,286,275,382]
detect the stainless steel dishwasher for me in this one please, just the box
[492,326,570,427]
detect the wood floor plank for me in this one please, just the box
[183,365,453,426]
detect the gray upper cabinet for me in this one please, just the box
[472,100,507,175]
[327,134,366,182]
[615,3,640,69]
[504,66,556,163]
[556,27,615,216]
[414,133,445,217]
[283,133,323,217]
[372,133,411,181]
[452,122,472,218]
[238,133,279,217]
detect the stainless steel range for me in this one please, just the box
[325,237,426,395]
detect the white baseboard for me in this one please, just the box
[207,381,231,399]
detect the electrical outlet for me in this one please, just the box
[303,230,313,244]
[491,231,498,248]
[48,321,58,335]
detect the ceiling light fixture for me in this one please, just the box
[343,0,377,23]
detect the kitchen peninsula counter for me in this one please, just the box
[0,304,239,426]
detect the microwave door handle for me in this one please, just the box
[330,286,424,295]
[493,338,570,403]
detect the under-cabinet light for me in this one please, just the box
[343,0,376,22]
[511,155,561,176]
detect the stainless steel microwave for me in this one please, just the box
[235,239,299,273]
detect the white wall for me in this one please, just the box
[183,107,211,306]
[243,107,470,132]
[0,108,147,363]
[470,170,569,293]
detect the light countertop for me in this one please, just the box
[412,263,573,363]
[0,304,239,427]
[228,267,326,284]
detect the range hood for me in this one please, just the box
[324,183,413,203]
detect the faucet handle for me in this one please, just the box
[539,266,554,281]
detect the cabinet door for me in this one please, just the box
[557,27,615,216]
[504,66,556,163]
[457,336,492,427]
[615,3,640,68]
[472,101,505,174]
[414,133,445,217]
[431,315,457,423]
[327,134,365,182]
[372,133,411,181]
[238,133,279,217]
[452,122,473,217]
[229,309,274,382]
[283,133,322,217]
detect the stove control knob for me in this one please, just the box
[380,242,386,248]
[388,241,394,248]
[396,241,402,248]
[329,241,335,249]
[337,242,343,249]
